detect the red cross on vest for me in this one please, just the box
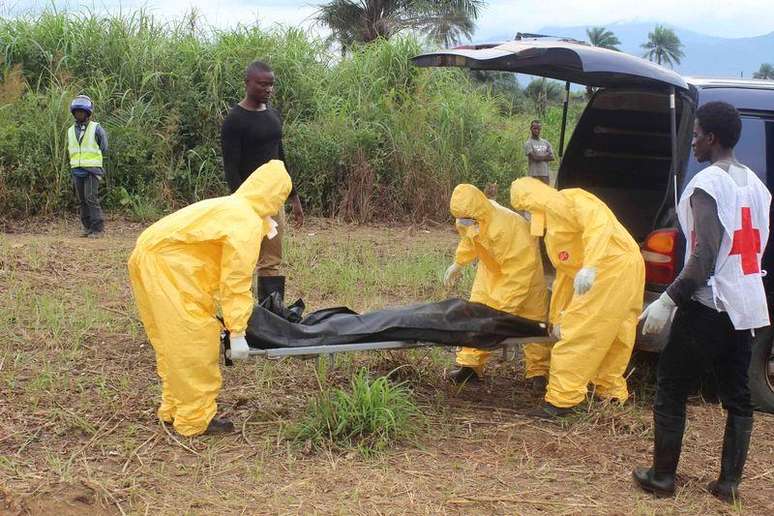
[729,207,761,275]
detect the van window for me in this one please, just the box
[684,117,769,185]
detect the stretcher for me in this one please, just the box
[232,335,557,362]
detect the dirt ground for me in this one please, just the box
[1,218,772,515]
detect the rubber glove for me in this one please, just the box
[265,217,278,240]
[443,263,463,288]
[639,292,677,335]
[228,334,250,360]
[551,324,561,339]
[573,267,596,295]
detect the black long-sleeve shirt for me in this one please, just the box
[220,104,294,195]
[666,188,724,308]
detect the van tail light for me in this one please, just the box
[642,229,679,285]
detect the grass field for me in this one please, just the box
[1,218,773,515]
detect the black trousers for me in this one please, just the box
[73,174,104,232]
[655,300,753,418]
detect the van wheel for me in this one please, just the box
[749,327,774,414]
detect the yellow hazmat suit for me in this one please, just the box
[449,184,549,376]
[510,177,645,408]
[128,160,292,436]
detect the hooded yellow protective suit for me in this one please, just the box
[128,160,292,436]
[510,177,645,408]
[449,184,549,375]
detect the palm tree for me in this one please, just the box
[641,25,685,68]
[586,26,621,51]
[753,63,774,80]
[585,26,621,98]
[315,0,483,51]
[420,2,478,49]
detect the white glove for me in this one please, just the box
[228,334,250,360]
[265,217,278,240]
[551,324,561,339]
[573,267,596,295]
[443,263,463,288]
[639,292,677,335]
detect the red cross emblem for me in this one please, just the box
[729,207,761,275]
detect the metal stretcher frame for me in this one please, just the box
[244,336,557,360]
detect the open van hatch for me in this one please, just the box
[411,39,688,90]
[412,39,695,242]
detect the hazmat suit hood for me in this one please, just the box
[450,184,494,223]
[234,160,293,217]
[510,177,573,236]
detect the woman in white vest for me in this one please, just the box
[635,102,771,503]
[68,95,108,238]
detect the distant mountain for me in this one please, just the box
[480,21,774,79]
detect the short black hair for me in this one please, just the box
[244,60,273,80]
[530,119,541,126]
[695,101,742,149]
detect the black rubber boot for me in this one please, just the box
[448,366,480,385]
[708,414,753,504]
[526,402,576,419]
[529,375,548,394]
[204,417,235,435]
[258,275,285,305]
[633,411,685,497]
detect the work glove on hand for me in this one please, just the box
[443,263,463,288]
[228,334,250,360]
[264,217,278,240]
[573,267,597,295]
[639,292,677,335]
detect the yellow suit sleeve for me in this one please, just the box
[454,236,478,266]
[491,234,535,314]
[549,270,574,324]
[220,223,263,335]
[574,198,614,269]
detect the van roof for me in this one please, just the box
[686,77,774,90]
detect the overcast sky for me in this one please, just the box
[8,1,774,39]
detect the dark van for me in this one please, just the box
[412,40,774,412]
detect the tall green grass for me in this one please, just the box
[0,10,579,221]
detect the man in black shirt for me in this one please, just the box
[221,60,304,304]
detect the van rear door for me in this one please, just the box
[412,39,688,90]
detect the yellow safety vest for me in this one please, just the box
[68,121,103,168]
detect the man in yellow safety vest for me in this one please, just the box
[67,95,108,238]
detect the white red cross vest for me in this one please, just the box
[677,163,771,330]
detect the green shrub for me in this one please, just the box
[287,369,421,456]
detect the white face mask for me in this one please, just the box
[265,217,278,239]
[455,217,480,238]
